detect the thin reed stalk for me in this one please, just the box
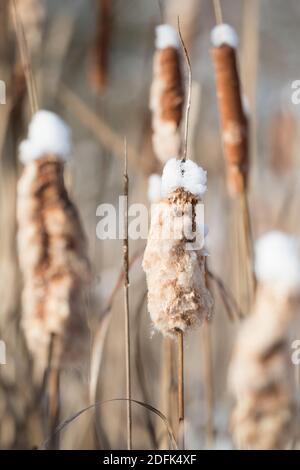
[212,0,223,25]
[177,17,191,163]
[123,140,132,450]
[201,322,214,447]
[11,0,39,114]
[177,330,185,450]
[159,337,177,449]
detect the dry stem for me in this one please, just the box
[201,322,214,447]
[123,139,132,450]
[177,330,185,450]
[46,334,61,450]
[212,0,223,25]
[11,0,39,114]
[177,17,192,163]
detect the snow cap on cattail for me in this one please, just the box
[19,110,71,164]
[11,0,46,56]
[210,23,248,196]
[255,231,300,293]
[211,23,239,49]
[155,24,179,49]
[161,158,207,198]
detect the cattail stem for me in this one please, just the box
[202,322,214,447]
[47,334,60,450]
[212,0,223,25]
[123,139,132,450]
[177,18,192,163]
[160,337,177,449]
[240,191,256,294]
[177,330,185,450]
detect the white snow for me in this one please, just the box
[19,110,72,164]
[148,174,162,203]
[211,23,239,49]
[255,231,300,292]
[155,24,179,50]
[161,158,207,197]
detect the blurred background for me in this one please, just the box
[1,0,300,450]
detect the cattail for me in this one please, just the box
[17,111,91,372]
[150,25,184,165]
[210,24,248,196]
[11,0,46,57]
[143,158,213,337]
[229,231,300,449]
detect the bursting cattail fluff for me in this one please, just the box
[228,231,300,449]
[17,111,91,371]
[143,158,213,337]
[211,24,248,196]
[150,25,184,164]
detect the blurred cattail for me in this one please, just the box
[11,0,46,58]
[89,0,111,92]
[17,111,91,372]
[229,231,300,449]
[210,24,248,196]
[150,25,184,165]
[143,158,213,337]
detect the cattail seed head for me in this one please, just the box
[143,159,213,337]
[17,111,91,372]
[211,24,248,196]
[11,0,46,57]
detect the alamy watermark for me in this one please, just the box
[96,197,206,250]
